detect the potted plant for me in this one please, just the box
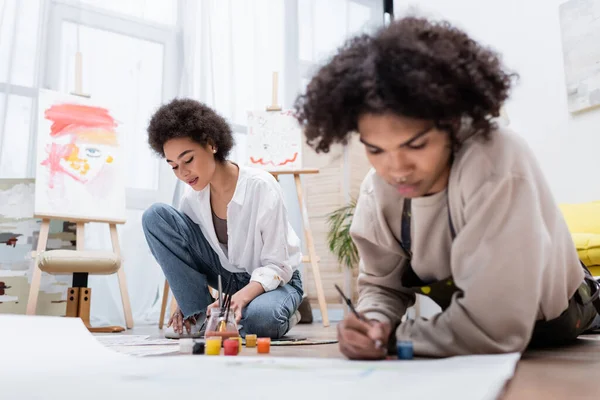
[326,199,359,271]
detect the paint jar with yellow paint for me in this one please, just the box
[205,337,222,355]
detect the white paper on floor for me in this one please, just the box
[93,334,179,356]
[94,334,176,346]
[1,315,521,400]
[107,345,180,357]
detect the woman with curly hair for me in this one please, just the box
[142,99,304,339]
[294,17,600,359]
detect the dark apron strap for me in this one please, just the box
[399,193,460,311]
[400,198,412,256]
[447,197,456,240]
[400,191,456,256]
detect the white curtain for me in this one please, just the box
[178,0,285,123]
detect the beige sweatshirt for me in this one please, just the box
[351,128,584,357]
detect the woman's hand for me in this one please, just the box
[207,281,265,323]
[337,312,392,360]
[167,306,197,334]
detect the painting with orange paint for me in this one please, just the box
[246,110,303,171]
[34,89,126,221]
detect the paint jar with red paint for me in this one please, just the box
[224,339,239,356]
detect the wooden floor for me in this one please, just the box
[97,322,600,399]
[503,335,600,399]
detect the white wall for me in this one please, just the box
[394,0,600,204]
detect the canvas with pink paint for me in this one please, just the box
[34,89,126,221]
[246,110,303,170]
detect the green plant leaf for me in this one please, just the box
[326,199,358,270]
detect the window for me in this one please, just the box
[297,0,383,79]
[44,0,179,210]
[0,0,43,178]
[0,0,41,86]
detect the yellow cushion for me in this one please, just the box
[37,249,120,275]
[559,202,600,275]
[559,202,600,234]
[570,233,600,269]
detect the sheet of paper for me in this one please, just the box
[94,334,176,346]
[1,314,128,373]
[2,314,520,400]
[107,345,180,357]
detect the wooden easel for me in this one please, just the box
[268,168,330,327]
[26,52,133,332]
[264,71,330,327]
[26,215,133,332]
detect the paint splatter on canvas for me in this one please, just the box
[246,110,303,170]
[35,89,126,221]
[0,179,76,315]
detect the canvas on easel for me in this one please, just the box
[34,89,126,222]
[246,110,303,171]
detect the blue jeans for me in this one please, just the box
[142,203,304,339]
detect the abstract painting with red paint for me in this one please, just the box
[246,110,303,171]
[34,89,126,221]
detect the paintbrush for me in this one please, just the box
[220,275,233,316]
[335,284,362,319]
[221,295,232,332]
[218,275,223,308]
[218,276,234,332]
[334,284,383,350]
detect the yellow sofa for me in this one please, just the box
[559,201,600,276]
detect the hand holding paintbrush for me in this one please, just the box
[335,284,390,359]
[206,275,265,325]
[218,276,234,332]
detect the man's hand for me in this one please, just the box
[207,281,265,323]
[337,312,392,360]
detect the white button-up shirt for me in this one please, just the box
[178,165,302,291]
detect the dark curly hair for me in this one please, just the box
[147,98,234,162]
[293,16,518,153]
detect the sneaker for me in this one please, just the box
[164,313,207,339]
[289,310,301,330]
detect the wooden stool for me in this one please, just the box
[38,249,125,332]
[26,219,133,332]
